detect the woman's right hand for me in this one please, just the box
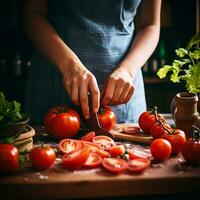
[62,59,100,119]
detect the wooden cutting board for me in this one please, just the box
[110,123,153,144]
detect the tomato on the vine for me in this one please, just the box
[138,107,165,134]
[30,145,56,170]
[0,144,19,173]
[44,106,80,140]
[150,122,171,139]
[150,138,171,161]
[162,129,186,155]
[97,106,116,131]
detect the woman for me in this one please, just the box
[23,0,161,125]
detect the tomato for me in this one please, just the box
[83,152,102,168]
[182,138,200,164]
[128,149,151,160]
[44,106,80,140]
[150,138,172,161]
[0,144,19,173]
[109,145,125,157]
[138,110,165,134]
[80,131,96,142]
[30,145,56,170]
[150,122,171,139]
[127,158,150,173]
[92,135,116,150]
[102,158,128,173]
[59,139,84,154]
[122,126,140,135]
[61,146,90,170]
[162,129,186,155]
[97,107,116,131]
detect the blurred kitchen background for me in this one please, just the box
[0,0,199,113]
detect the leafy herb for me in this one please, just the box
[0,92,27,124]
[157,33,200,94]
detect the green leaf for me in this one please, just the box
[175,48,188,57]
[190,50,200,60]
[157,65,172,79]
[186,32,200,50]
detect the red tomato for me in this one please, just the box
[109,145,125,157]
[59,139,84,154]
[30,145,56,170]
[150,138,172,161]
[150,122,171,139]
[83,152,102,168]
[98,107,116,131]
[92,135,116,150]
[122,126,140,135]
[182,138,200,164]
[127,158,150,173]
[80,131,96,142]
[44,106,80,140]
[128,149,151,160]
[61,146,90,170]
[0,144,19,173]
[162,129,186,155]
[102,158,128,173]
[138,111,165,134]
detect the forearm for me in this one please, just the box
[118,25,160,79]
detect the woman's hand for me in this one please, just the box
[62,59,100,118]
[101,68,134,106]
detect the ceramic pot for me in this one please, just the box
[173,92,200,138]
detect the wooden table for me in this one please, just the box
[1,121,200,200]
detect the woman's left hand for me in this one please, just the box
[101,68,134,106]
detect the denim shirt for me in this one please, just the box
[25,0,146,125]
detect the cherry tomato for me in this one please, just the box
[59,139,84,154]
[61,146,90,170]
[162,129,186,155]
[0,144,19,173]
[138,110,165,134]
[150,138,172,161]
[80,131,96,142]
[30,145,56,170]
[127,158,150,173]
[102,158,128,173]
[92,135,116,150]
[44,106,80,140]
[182,138,200,164]
[150,122,171,139]
[83,152,102,168]
[98,107,116,131]
[109,145,125,157]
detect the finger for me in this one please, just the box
[71,78,79,106]
[89,77,100,113]
[64,80,72,97]
[79,77,90,119]
[124,86,134,104]
[116,83,131,105]
[101,78,116,106]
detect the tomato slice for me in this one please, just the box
[80,131,96,142]
[83,153,102,168]
[128,149,151,160]
[92,136,116,150]
[109,145,125,157]
[127,158,150,173]
[61,146,90,170]
[102,158,128,173]
[59,139,84,154]
[122,127,140,135]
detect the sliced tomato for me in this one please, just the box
[128,149,151,160]
[80,131,96,142]
[83,153,102,168]
[92,135,116,150]
[109,145,125,157]
[59,139,84,154]
[127,158,150,173]
[102,158,128,173]
[122,127,140,135]
[61,146,90,170]
[95,149,110,158]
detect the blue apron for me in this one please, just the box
[25,0,146,125]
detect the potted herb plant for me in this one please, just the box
[157,33,200,136]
